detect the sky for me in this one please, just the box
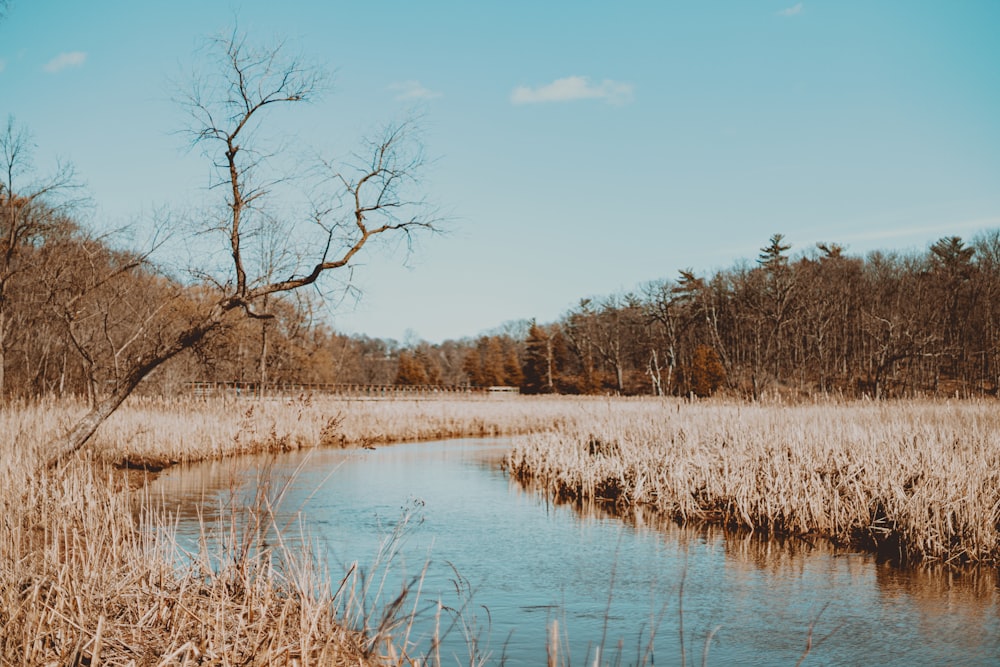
[2,1,999,343]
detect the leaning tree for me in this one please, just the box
[46,30,436,467]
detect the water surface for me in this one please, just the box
[150,438,1000,666]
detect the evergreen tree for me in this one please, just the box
[522,321,551,393]
[758,233,792,270]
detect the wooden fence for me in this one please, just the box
[186,382,520,399]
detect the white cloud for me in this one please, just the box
[776,3,803,17]
[43,51,87,73]
[510,76,634,106]
[388,80,442,101]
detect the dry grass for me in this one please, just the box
[0,463,376,664]
[4,394,998,664]
[0,394,580,665]
[505,398,1000,566]
[91,394,582,468]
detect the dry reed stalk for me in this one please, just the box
[505,399,1000,565]
[2,393,626,665]
[5,393,589,665]
[8,394,992,664]
[85,394,591,469]
[0,455,381,664]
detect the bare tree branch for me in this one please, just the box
[0,116,85,400]
[45,29,439,467]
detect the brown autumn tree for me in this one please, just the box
[414,345,444,385]
[41,235,175,405]
[502,347,523,388]
[45,30,437,467]
[561,299,602,394]
[688,345,726,397]
[394,350,429,386]
[463,336,503,386]
[0,117,80,400]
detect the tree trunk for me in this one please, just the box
[259,317,268,396]
[545,338,554,393]
[46,310,227,468]
[0,324,5,401]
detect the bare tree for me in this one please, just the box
[41,233,174,405]
[561,299,601,393]
[0,117,79,400]
[46,31,436,467]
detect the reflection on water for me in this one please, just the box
[148,439,1000,666]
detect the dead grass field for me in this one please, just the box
[0,394,579,665]
[3,394,997,664]
[506,397,1000,566]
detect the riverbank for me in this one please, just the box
[150,436,1000,666]
[0,395,578,665]
[4,395,998,664]
[505,399,1000,566]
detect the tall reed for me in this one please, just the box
[92,394,586,467]
[0,458,389,663]
[5,393,991,664]
[0,394,587,664]
[505,399,1000,565]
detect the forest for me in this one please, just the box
[4,151,998,402]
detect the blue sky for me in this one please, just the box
[2,1,999,342]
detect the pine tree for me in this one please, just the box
[522,321,551,393]
[758,233,792,270]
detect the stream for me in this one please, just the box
[148,437,1000,666]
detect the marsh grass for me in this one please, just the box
[0,394,602,665]
[91,394,583,468]
[3,393,991,664]
[0,449,382,664]
[0,395,568,665]
[505,398,1000,565]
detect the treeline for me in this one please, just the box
[5,177,1000,400]
[0,184,513,398]
[386,231,1000,399]
[517,232,1000,398]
